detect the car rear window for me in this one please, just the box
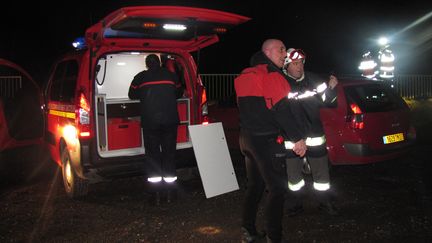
[344,83,408,112]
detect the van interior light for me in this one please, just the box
[72,37,86,50]
[163,24,187,31]
[117,62,126,66]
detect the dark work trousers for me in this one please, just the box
[143,124,178,179]
[240,130,287,241]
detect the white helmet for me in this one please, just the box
[284,48,306,66]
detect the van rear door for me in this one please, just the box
[85,6,250,51]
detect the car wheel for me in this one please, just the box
[61,147,88,198]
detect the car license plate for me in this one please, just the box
[382,133,404,144]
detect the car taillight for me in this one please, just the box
[202,116,209,125]
[77,93,91,138]
[347,103,364,130]
[201,87,208,116]
[407,125,416,140]
[200,86,209,124]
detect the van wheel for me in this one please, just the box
[61,148,88,198]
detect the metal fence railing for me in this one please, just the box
[200,74,432,101]
[0,76,22,98]
[200,74,238,102]
[394,75,432,99]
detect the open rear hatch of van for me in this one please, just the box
[86,6,249,157]
[85,6,250,51]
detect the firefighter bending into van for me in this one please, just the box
[282,48,339,216]
[128,54,182,206]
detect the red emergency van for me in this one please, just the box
[44,6,249,198]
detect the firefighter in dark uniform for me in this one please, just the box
[128,54,181,205]
[282,48,338,216]
[235,39,307,243]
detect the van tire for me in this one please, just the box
[61,148,88,198]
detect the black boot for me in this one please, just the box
[241,227,266,243]
[149,191,161,206]
[286,190,304,217]
[166,189,177,203]
[315,191,338,216]
[318,201,338,216]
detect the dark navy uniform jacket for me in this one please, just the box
[128,67,180,129]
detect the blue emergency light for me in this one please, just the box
[72,37,86,50]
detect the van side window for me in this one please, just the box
[63,61,79,102]
[49,60,79,102]
[50,62,67,101]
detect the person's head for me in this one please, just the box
[284,48,306,79]
[145,54,161,70]
[261,39,287,68]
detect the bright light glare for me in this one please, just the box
[63,125,79,147]
[63,125,77,140]
[378,37,388,46]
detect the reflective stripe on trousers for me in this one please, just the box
[288,179,305,191]
[147,176,177,183]
[314,182,330,191]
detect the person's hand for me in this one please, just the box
[293,139,307,157]
[329,75,338,89]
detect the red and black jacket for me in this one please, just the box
[128,67,180,128]
[235,51,304,142]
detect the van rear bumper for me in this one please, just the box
[80,142,196,182]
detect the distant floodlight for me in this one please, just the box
[378,37,388,46]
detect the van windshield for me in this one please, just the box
[344,83,408,112]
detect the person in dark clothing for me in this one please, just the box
[128,54,181,205]
[235,39,307,243]
[282,48,339,216]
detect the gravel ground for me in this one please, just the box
[1,103,432,242]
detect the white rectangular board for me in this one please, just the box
[188,122,239,198]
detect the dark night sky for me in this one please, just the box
[1,1,431,84]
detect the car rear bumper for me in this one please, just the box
[344,138,415,157]
[330,138,415,165]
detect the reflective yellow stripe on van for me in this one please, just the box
[49,110,76,119]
